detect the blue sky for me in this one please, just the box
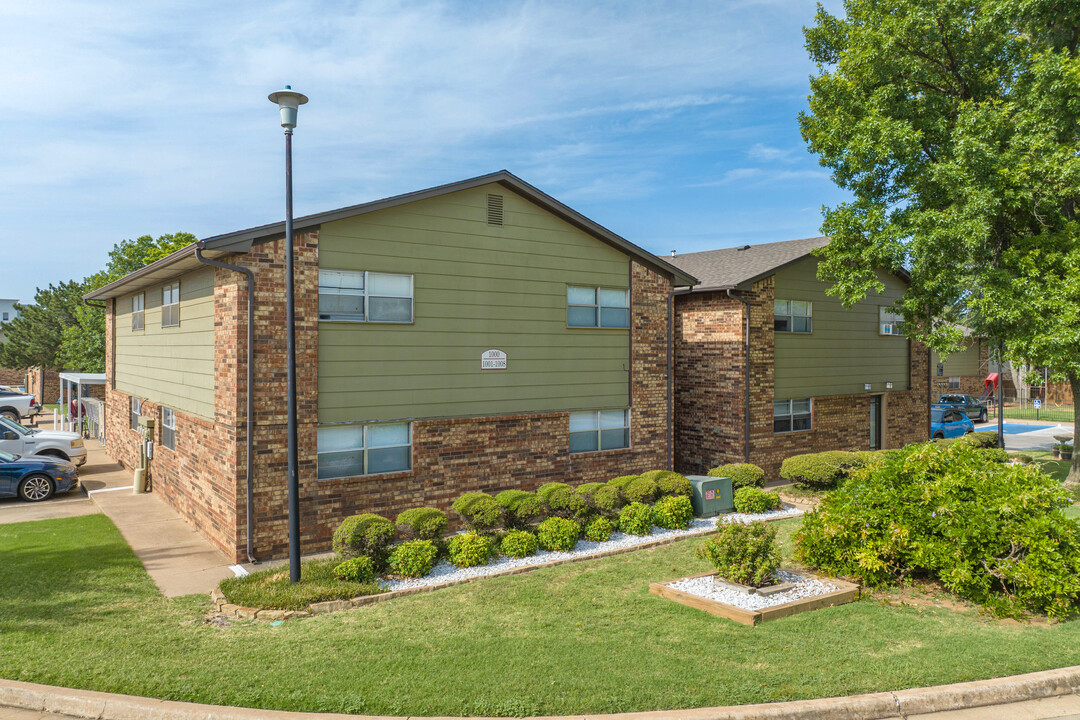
[1,0,846,302]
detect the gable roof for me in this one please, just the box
[668,236,832,292]
[86,170,697,300]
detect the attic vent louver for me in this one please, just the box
[487,194,504,225]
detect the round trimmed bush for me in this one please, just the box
[618,502,653,536]
[780,451,866,489]
[960,431,999,449]
[333,556,375,584]
[583,516,615,541]
[451,492,502,533]
[734,487,781,513]
[495,490,546,529]
[537,517,580,552]
[395,507,448,540]
[448,531,494,568]
[576,482,621,515]
[652,495,694,530]
[332,513,396,567]
[698,522,780,588]
[623,476,658,504]
[538,483,588,518]
[639,470,693,499]
[607,475,640,500]
[500,529,539,558]
[707,463,765,489]
[388,540,438,578]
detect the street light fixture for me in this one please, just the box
[268,85,308,584]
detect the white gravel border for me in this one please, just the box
[666,569,838,611]
[383,506,803,592]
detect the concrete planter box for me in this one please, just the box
[649,570,859,626]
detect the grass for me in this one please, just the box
[220,558,382,610]
[1021,449,1072,484]
[3,514,1080,717]
[990,406,1075,423]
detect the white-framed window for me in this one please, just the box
[161,283,180,327]
[569,409,630,453]
[774,398,812,433]
[879,307,905,336]
[130,397,142,431]
[948,377,961,389]
[131,293,145,331]
[318,270,413,323]
[775,300,812,333]
[317,422,411,479]
[161,407,175,450]
[2,312,7,321]
[567,286,630,328]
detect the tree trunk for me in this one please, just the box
[1068,372,1080,487]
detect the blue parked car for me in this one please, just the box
[0,449,79,502]
[930,404,975,440]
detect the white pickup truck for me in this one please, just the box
[0,416,87,466]
[0,389,42,422]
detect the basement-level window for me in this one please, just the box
[774,398,812,433]
[774,300,811,333]
[569,409,630,453]
[130,397,142,432]
[161,407,175,450]
[567,286,629,328]
[319,270,413,323]
[317,422,412,479]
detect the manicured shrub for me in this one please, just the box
[707,463,765,490]
[448,531,494,568]
[395,507,448,540]
[583,516,615,542]
[733,487,781,514]
[388,540,439,578]
[960,431,999,449]
[537,517,580,552]
[639,470,693,499]
[780,451,866,489]
[796,441,1080,618]
[451,492,502,533]
[332,513,396,568]
[623,476,659,504]
[618,502,653,536]
[698,522,781,588]
[333,556,375,584]
[576,482,621,515]
[975,447,1009,464]
[607,475,640,501]
[500,529,539,558]
[538,483,588,519]
[652,495,694,530]
[495,490,546,529]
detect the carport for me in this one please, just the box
[58,372,106,437]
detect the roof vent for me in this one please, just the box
[736,245,751,251]
[670,250,676,257]
[487,193,504,226]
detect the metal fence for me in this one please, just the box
[80,398,106,441]
[988,397,1074,423]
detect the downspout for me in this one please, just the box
[727,289,752,463]
[667,290,674,470]
[195,244,257,564]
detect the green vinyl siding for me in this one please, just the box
[318,184,630,423]
[114,267,215,419]
[773,257,909,399]
[932,340,981,377]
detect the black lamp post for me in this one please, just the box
[268,85,308,584]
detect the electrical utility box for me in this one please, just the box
[687,475,734,518]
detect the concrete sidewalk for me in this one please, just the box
[79,439,235,597]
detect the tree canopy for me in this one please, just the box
[799,0,1080,482]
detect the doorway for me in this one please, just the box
[869,395,883,450]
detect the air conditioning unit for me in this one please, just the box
[881,323,896,335]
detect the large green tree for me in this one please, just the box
[799,0,1080,483]
[0,281,86,370]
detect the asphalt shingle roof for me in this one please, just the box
[668,236,831,290]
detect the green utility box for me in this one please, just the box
[687,475,734,518]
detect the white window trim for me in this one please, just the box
[131,293,145,331]
[161,283,180,328]
[774,300,812,334]
[567,286,630,329]
[161,407,176,451]
[318,270,414,323]
[774,398,813,434]
[317,422,412,479]
[130,397,142,432]
[568,409,631,454]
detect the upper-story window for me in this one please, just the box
[319,270,413,323]
[774,300,811,333]
[1,312,7,322]
[879,307,905,336]
[131,293,145,331]
[567,286,629,328]
[161,283,180,327]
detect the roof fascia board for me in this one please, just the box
[82,243,250,300]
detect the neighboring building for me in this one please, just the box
[669,237,929,478]
[86,171,696,562]
[930,337,991,398]
[0,299,26,390]
[0,298,17,338]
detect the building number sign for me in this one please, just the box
[481,349,507,370]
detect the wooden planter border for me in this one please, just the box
[649,570,859,626]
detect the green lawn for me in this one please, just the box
[991,406,1075,423]
[3,514,1080,717]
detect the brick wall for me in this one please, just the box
[931,340,991,399]
[673,278,929,479]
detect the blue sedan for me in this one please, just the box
[0,449,79,502]
[930,405,975,439]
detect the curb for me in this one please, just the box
[2,666,1079,720]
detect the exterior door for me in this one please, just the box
[869,395,883,450]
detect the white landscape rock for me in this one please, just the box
[666,569,838,611]
[382,506,803,593]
